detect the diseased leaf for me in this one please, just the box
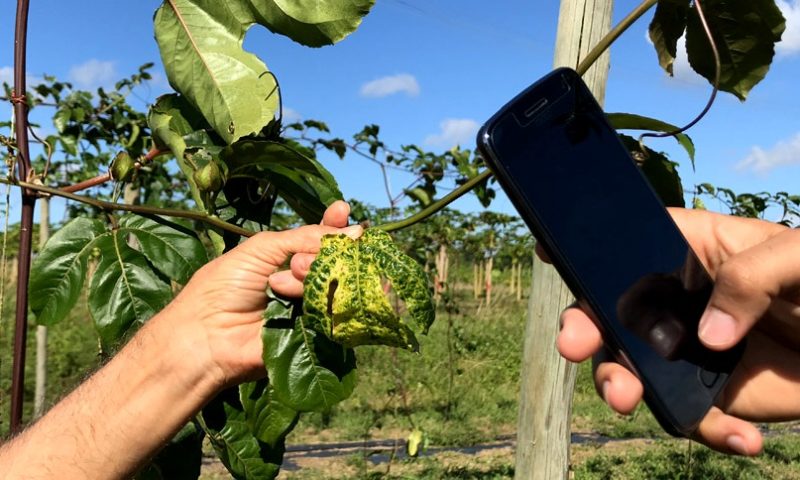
[648,0,690,75]
[303,229,435,351]
[30,218,106,326]
[154,1,280,144]
[262,293,357,412]
[619,134,685,207]
[685,0,785,100]
[221,140,342,224]
[607,112,695,166]
[89,231,173,351]
[118,215,208,284]
[202,388,284,480]
[240,380,299,447]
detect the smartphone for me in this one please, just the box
[476,67,744,437]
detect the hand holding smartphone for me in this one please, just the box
[477,67,744,437]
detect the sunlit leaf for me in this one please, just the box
[303,229,435,351]
[30,218,106,326]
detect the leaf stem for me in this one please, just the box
[377,170,491,233]
[576,0,658,76]
[3,179,256,238]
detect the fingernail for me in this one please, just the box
[726,435,748,455]
[343,225,363,239]
[601,381,611,403]
[698,307,737,346]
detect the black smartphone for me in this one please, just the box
[476,67,744,437]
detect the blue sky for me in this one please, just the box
[2,0,800,224]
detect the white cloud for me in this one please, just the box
[424,118,480,149]
[671,35,706,85]
[68,59,117,88]
[777,0,800,56]
[282,107,302,123]
[0,66,44,88]
[359,73,420,98]
[736,132,800,174]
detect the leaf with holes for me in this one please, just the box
[261,292,357,412]
[303,228,435,351]
[30,218,106,327]
[88,230,173,352]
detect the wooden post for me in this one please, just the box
[514,2,612,479]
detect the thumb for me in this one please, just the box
[699,228,800,349]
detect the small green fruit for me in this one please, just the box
[193,161,225,193]
[110,152,136,182]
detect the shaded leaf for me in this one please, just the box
[222,140,342,224]
[119,215,208,284]
[303,229,435,351]
[136,422,204,480]
[262,293,357,412]
[619,134,685,207]
[607,112,695,166]
[30,218,107,326]
[88,231,173,351]
[685,0,785,100]
[202,388,283,480]
[240,380,299,447]
[648,0,691,75]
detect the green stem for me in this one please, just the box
[576,0,658,76]
[377,170,492,232]
[5,179,256,238]
[377,0,658,232]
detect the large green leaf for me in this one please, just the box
[685,0,785,100]
[202,388,284,480]
[607,112,695,166]
[136,422,204,480]
[619,134,685,208]
[30,218,106,326]
[648,0,691,75]
[239,380,299,447]
[303,229,435,351]
[221,140,343,224]
[88,231,174,351]
[261,293,357,412]
[248,0,375,47]
[154,1,280,144]
[118,215,208,284]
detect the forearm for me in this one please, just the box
[0,310,220,479]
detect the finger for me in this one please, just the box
[290,253,316,280]
[556,307,603,362]
[322,200,350,227]
[594,360,643,415]
[269,270,304,298]
[241,224,363,268]
[692,407,763,456]
[698,228,800,349]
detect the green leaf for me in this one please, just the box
[262,294,357,412]
[248,0,375,47]
[303,229,435,351]
[221,140,343,224]
[118,215,208,284]
[405,186,433,207]
[136,422,204,480]
[88,231,173,351]
[30,218,107,326]
[202,388,284,480]
[607,112,695,166]
[648,0,690,76]
[240,380,299,447]
[619,134,685,207]
[685,0,785,100]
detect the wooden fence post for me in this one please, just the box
[514,2,613,478]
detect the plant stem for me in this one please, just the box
[60,147,167,194]
[377,0,658,233]
[576,0,658,76]
[10,0,34,434]
[5,179,256,238]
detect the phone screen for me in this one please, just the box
[479,68,743,435]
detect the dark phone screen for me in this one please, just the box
[481,69,742,434]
